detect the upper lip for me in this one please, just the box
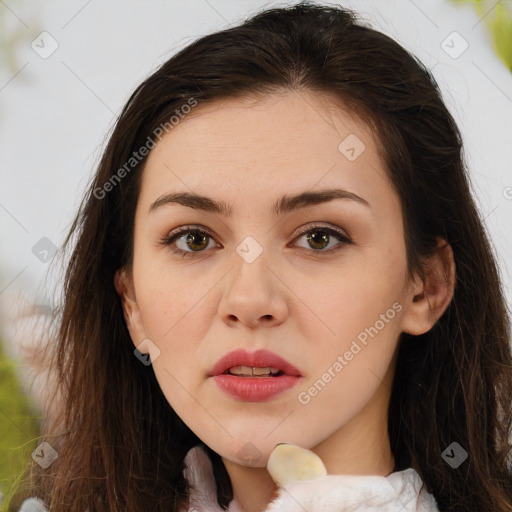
[209,349,302,377]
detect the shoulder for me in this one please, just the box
[18,498,48,512]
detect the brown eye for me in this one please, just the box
[294,225,352,253]
[183,231,210,251]
[306,230,330,250]
[160,226,219,258]
[160,223,352,259]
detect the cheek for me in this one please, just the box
[291,254,405,391]
[292,257,404,343]
[293,309,400,439]
[151,362,215,442]
[134,256,214,340]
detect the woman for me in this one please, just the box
[10,2,512,511]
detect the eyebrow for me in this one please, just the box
[148,188,370,216]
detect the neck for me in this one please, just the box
[221,462,280,512]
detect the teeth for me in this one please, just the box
[228,365,280,376]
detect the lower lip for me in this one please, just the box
[211,374,301,402]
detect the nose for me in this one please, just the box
[218,250,288,329]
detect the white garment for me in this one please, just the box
[18,445,440,511]
[181,445,440,512]
[18,497,47,512]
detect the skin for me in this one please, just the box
[115,90,455,512]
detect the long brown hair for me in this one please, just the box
[9,2,512,510]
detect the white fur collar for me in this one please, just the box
[181,445,440,512]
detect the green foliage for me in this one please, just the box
[0,341,40,511]
[491,2,512,70]
[451,0,512,70]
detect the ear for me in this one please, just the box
[114,267,148,350]
[400,238,456,336]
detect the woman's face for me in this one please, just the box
[117,90,424,471]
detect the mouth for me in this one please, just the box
[208,349,302,402]
[209,348,302,377]
[222,366,284,377]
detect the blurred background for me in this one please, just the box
[0,0,511,508]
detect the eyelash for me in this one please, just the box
[159,223,353,259]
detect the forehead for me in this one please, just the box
[138,90,392,212]
[148,90,378,159]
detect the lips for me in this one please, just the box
[209,348,302,402]
[209,349,302,377]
